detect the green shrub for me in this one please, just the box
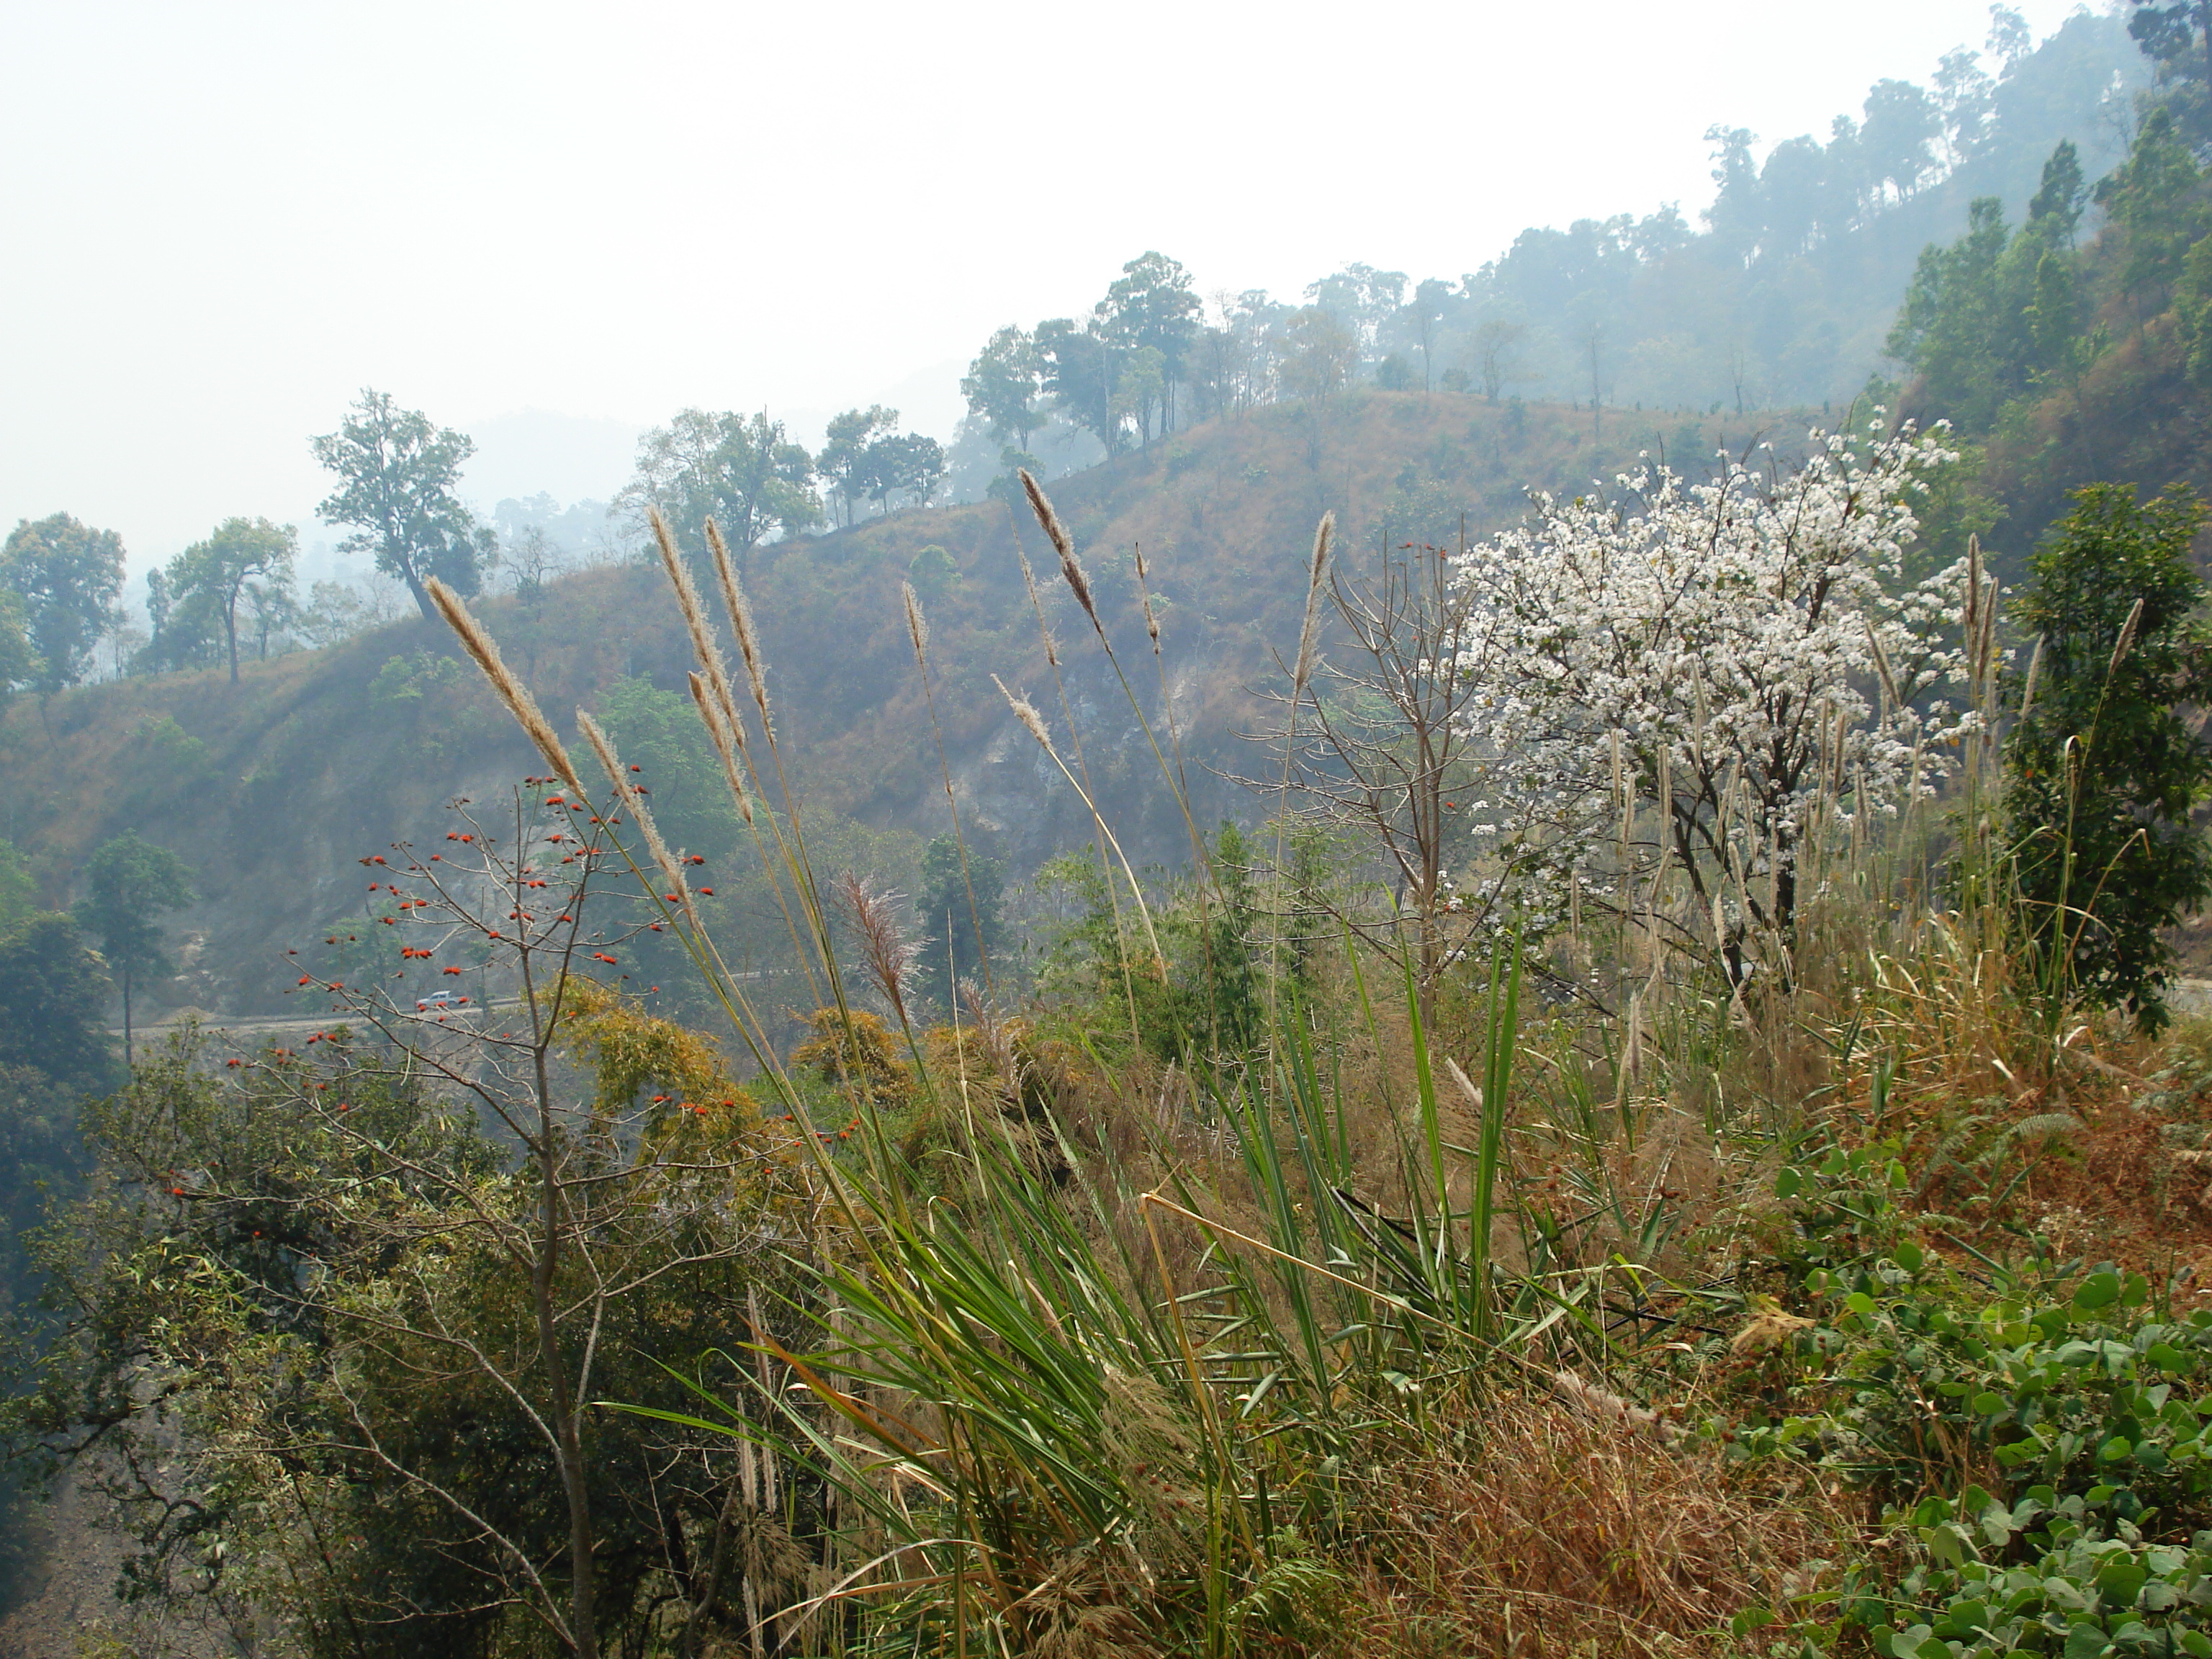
[367,649,461,709]
[2003,482,2212,1032]
[1866,1487,2212,1655]
[1749,1147,2212,1653]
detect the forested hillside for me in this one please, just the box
[17,0,2158,1024]
[1884,82,2212,578]
[914,7,2144,497]
[0,392,1755,1025]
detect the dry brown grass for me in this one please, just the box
[1337,1388,1856,1659]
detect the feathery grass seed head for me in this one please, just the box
[1014,541,1060,667]
[426,577,580,790]
[1863,620,1902,711]
[1292,512,1336,693]
[993,674,1056,757]
[688,671,755,826]
[577,709,694,917]
[836,871,919,1025]
[656,508,742,729]
[901,580,929,664]
[2110,597,2144,678]
[1021,469,1098,628]
[706,524,771,724]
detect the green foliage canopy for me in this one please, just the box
[158,516,297,682]
[0,911,115,1099]
[73,831,192,1051]
[11,1020,803,1655]
[961,325,1046,449]
[312,388,490,619]
[916,831,1004,1010]
[2002,483,2212,1030]
[613,406,819,574]
[817,407,943,524]
[0,513,122,696]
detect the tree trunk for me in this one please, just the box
[533,1100,598,1657]
[225,608,240,684]
[403,568,436,621]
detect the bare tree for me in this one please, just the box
[1583,318,1609,439]
[1727,338,1754,415]
[500,523,572,601]
[27,786,811,1654]
[1412,278,1451,395]
[292,794,811,1655]
[1238,525,1535,1023]
[1473,319,1527,404]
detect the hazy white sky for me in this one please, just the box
[1,0,2096,573]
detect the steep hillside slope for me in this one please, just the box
[10,391,1807,1019]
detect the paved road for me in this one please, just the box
[114,962,846,1047]
[113,1001,516,1045]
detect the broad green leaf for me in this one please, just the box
[2074,1272,2121,1313]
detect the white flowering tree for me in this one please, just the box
[1452,419,1973,984]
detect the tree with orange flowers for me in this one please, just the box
[17,789,809,1656]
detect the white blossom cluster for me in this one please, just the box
[1449,418,1973,942]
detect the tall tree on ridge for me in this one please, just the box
[312,389,490,620]
[818,406,901,526]
[1096,251,1201,433]
[616,408,817,576]
[1410,278,1452,393]
[1036,319,1125,454]
[961,326,1047,450]
[166,518,297,683]
[0,513,125,698]
[2130,0,2212,133]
